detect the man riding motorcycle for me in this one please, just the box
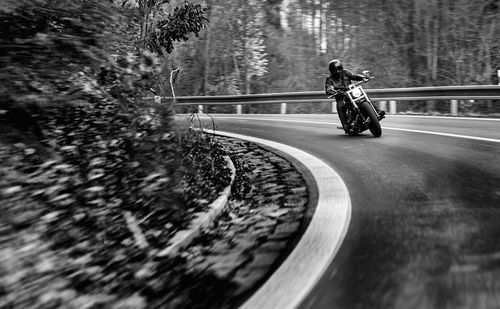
[325,59,385,134]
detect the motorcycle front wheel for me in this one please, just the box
[360,102,382,137]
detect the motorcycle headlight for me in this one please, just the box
[351,87,362,98]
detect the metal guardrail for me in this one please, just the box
[149,85,500,115]
[171,85,500,104]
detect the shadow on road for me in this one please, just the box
[314,133,378,140]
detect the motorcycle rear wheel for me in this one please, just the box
[360,102,382,137]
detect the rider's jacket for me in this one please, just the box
[325,69,364,99]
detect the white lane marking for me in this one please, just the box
[205,116,500,144]
[210,131,351,309]
[382,126,500,143]
[389,115,500,121]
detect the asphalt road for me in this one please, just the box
[199,114,500,309]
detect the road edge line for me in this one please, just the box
[210,130,352,309]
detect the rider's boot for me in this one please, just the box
[374,105,386,120]
[343,124,354,134]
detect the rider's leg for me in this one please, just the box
[336,97,350,133]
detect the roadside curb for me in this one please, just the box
[157,155,236,257]
[209,130,352,309]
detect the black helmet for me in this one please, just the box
[329,59,343,75]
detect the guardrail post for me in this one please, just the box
[379,101,387,113]
[450,100,458,116]
[389,100,397,114]
[281,103,287,114]
[198,105,204,114]
[236,105,242,114]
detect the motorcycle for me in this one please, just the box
[329,71,383,137]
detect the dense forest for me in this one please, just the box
[170,0,500,100]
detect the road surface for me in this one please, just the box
[199,114,500,309]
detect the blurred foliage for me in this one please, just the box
[1,1,117,108]
[0,1,229,307]
[180,129,231,202]
[144,2,208,55]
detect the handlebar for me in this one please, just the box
[327,75,373,98]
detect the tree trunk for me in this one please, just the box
[233,53,243,94]
[201,0,212,95]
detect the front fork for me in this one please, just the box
[346,98,368,125]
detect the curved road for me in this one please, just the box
[201,114,500,309]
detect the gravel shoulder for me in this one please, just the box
[164,136,316,308]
